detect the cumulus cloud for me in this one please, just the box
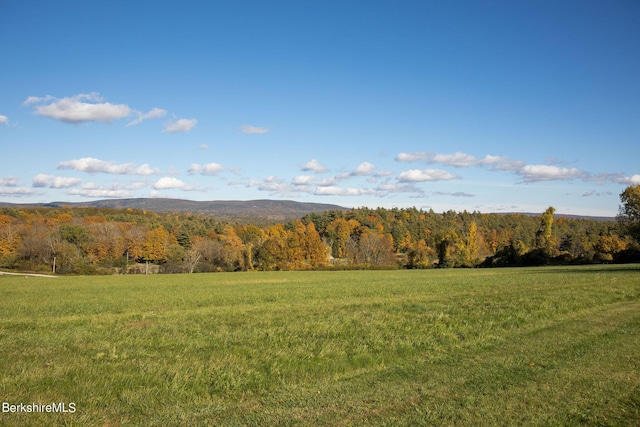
[487,157,526,171]
[247,176,298,196]
[240,125,270,134]
[314,186,375,196]
[615,174,640,185]
[395,150,626,184]
[0,115,8,125]
[397,169,459,182]
[395,152,430,163]
[68,181,148,198]
[315,177,339,187]
[376,183,424,194]
[68,187,132,198]
[396,151,523,171]
[0,187,36,197]
[32,174,82,189]
[431,152,480,167]
[374,170,394,177]
[24,93,132,123]
[135,164,160,175]
[516,165,586,183]
[0,176,19,187]
[164,118,198,133]
[123,181,150,190]
[57,157,160,175]
[301,159,328,173]
[153,177,189,190]
[292,175,314,186]
[127,107,167,126]
[188,162,224,175]
[351,162,376,176]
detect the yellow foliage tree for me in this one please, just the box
[0,215,21,256]
[143,226,177,263]
[327,218,360,258]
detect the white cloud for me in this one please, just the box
[253,175,282,188]
[488,158,525,171]
[134,164,160,175]
[164,118,197,133]
[199,144,209,150]
[0,187,36,197]
[68,181,146,198]
[352,162,376,176]
[375,170,394,177]
[153,177,188,190]
[434,191,475,197]
[292,175,314,185]
[396,151,523,171]
[188,162,224,175]
[0,115,8,125]
[24,93,132,123]
[57,157,159,175]
[127,107,167,126]
[301,159,328,173]
[334,171,352,182]
[248,176,299,196]
[615,174,640,185]
[0,176,19,187]
[314,186,375,196]
[431,152,479,167]
[516,165,586,182]
[397,169,459,182]
[240,125,270,134]
[23,95,52,105]
[32,174,82,188]
[395,152,430,162]
[376,183,424,194]
[396,150,622,184]
[315,177,339,187]
[68,188,132,198]
[123,180,149,190]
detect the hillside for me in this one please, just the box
[0,198,348,220]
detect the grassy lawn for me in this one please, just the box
[1,265,639,426]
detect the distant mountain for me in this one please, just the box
[0,199,616,222]
[0,198,348,220]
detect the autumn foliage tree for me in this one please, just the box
[536,207,557,256]
[0,203,631,274]
[0,215,21,267]
[143,226,177,264]
[619,184,640,244]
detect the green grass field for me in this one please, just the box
[1,265,639,426]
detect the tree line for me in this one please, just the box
[1,186,639,274]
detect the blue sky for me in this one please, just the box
[1,1,639,216]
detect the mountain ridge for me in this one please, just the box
[0,198,615,222]
[0,198,349,220]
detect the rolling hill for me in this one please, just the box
[0,198,348,220]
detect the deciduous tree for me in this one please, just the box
[619,184,640,243]
[536,207,557,256]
